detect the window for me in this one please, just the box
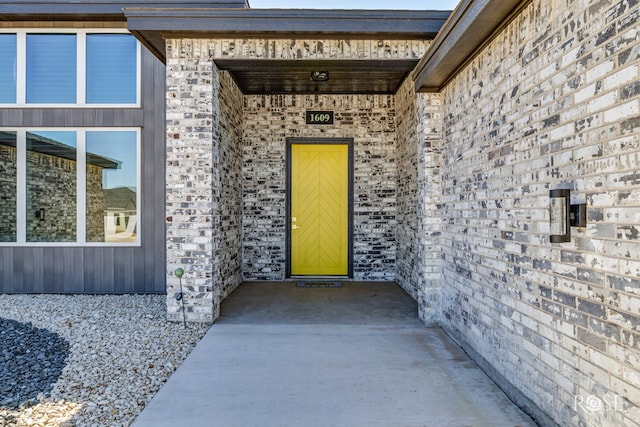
[86,34,137,104]
[26,35,77,104]
[0,30,139,106]
[0,131,17,242]
[26,131,77,242]
[0,129,140,245]
[86,131,138,243]
[0,34,17,103]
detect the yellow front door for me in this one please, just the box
[291,143,349,276]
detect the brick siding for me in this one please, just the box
[242,94,397,281]
[439,1,640,425]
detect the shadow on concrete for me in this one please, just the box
[218,281,422,326]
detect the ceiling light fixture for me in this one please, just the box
[310,70,330,82]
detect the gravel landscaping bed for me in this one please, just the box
[0,294,210,427]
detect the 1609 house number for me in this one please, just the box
[306,111,334,125]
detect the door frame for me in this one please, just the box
[286,137,354,278]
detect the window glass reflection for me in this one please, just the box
[26,34,76,104]
[86,34,137,104]
[0,131,17,242]
[86,131,137,243]
[0,34,17,103]
[26,131,77,242]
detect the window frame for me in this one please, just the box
[0,29,141,108]
[0,127,141,247]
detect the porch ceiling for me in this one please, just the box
[215,59,419,94]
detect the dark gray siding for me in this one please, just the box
[0,0,248,20]
[0,48,166,293]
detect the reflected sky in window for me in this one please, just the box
[0,34,16,103]
[87,131,137,189]
[28,131,77,149]
[86,34,137,104]
[26,34,76,104]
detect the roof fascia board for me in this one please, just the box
[0,1,248,21]
[413,0,530,92]
[125,8,451,63]
[124,8,449,35]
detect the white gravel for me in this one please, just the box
[0,294,210,427]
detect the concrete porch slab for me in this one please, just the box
[132,282,536,427]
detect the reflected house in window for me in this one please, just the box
[0,132,17,242]
[0,131,137,243]
[103,187,137,242]
[25,131,80,242]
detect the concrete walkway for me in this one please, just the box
[132,282,536,427]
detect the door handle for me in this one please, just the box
[292,224,300,229]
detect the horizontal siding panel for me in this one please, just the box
[0,108,144,127]
[0,49,165,294]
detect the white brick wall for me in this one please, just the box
[165,40,244,322]
[242,94,398,281]
[164,8,639,423]
[396,77,443,324]
[439,0,640,425]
